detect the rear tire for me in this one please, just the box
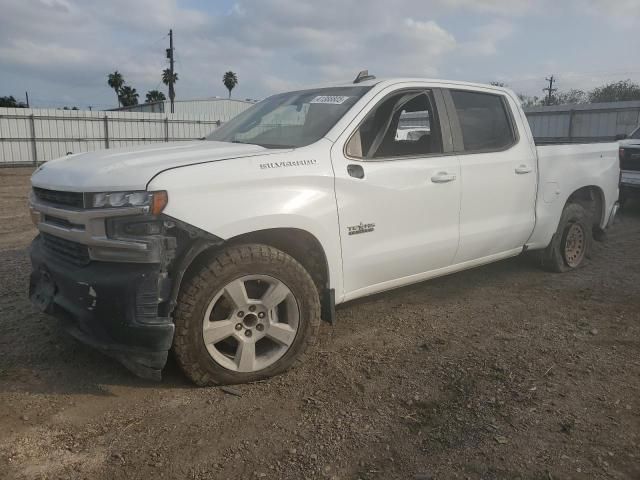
[173,244,321,386]
[541,203,592,272]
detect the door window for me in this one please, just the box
[450,90,515,152]
[346,91,442,159]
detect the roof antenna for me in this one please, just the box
[353,70,376,84]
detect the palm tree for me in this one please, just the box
[107,71,124,107]
[223,71,238,98]
[118,85,139,107]
[162,68,178,105]
[145,90,166,103]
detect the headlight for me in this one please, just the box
[89,190,168,215]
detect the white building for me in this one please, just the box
[113,98,257,122]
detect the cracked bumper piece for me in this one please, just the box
[29,235,174,380]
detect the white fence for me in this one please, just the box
[0,108,228,166]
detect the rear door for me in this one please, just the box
[331,87,461,300]
[443,88,537,263]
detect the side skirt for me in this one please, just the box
[342,247,524,303]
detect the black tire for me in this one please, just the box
[173,244,321,386]
[541,202,592,273]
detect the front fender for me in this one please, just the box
[147,141,344,300]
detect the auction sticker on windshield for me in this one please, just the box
[310,95,351,104]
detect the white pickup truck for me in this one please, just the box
[29,74,620,385]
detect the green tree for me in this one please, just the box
[556,89,587,105]
[223,71,238,98]
[107,71,124,107]
[118,85,139,106]
[0,95,27,108]
[589,80,640,103]
[162,68,178,104]
[145,90,166,103]
[517,94,543,108]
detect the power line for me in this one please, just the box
[167,29,175,113]
[497,69,640,86]
[543,75,557,105]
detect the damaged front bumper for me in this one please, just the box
[25,188,212,381]
[29,235,175,380]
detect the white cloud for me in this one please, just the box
[0,0,638,108]
[575,0,640,26]
[461,20,515,55]
[0,40,91,67]
[434,0,532,14]
[172,1,462,94]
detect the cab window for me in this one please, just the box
[346,90,442,159]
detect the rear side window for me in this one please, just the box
[450,90,515,151]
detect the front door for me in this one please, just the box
[331,87,461,300]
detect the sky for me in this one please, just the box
[1,0,640,109]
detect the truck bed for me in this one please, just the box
[526,141,620,248]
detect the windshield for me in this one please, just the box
[207,86,372,148]
[631,126,640,140]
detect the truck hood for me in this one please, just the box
[31,141,282,192]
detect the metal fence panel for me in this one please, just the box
[524,101,640,142]
[0,108,223,166]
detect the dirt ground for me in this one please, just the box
[0,167,638,480]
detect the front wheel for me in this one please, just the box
[541,202,592,272]
[173,244,320,386]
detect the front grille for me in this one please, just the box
[621,147,640,172]
[42,233,90,266]
[33,187,85,209]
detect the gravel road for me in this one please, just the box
[1,168,638,479]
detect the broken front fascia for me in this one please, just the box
[28,208,222,380]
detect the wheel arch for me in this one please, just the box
[565,185,605,229]
[170,227,334,323]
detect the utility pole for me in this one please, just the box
[543,75,557,106]
[25,91,30,108]
[166,29,175,114]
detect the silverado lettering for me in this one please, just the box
[259,159,317,169]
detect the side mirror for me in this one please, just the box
[615,134,628,141]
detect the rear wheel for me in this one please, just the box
[541,202,592,272]
[173,244,320,386]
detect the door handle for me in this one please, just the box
[347,164,365,179]
[515,165,533,174]
[430,172,456,183]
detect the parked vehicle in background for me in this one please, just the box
[619,126,640,206]
[394,110,430,141]
[28,74,620,385]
